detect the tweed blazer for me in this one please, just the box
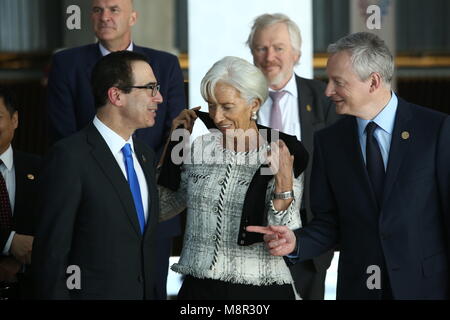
[159,132,303,285]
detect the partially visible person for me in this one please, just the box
[247,13,337,299]
[46,0,186,299]
[32,51,162,299]
[248,32,450,300]
[0,87,41,300]
[158,56,308,300]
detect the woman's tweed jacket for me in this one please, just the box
[159,132,303,286]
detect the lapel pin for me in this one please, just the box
[401,131,410,140]
[27,174,35,180]
[306,104,312,112]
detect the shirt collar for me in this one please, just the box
[99,42,134,56]
[0,145,14,171]
[93,116,135,156]
[269,73,298,98]
[357,91,398,136]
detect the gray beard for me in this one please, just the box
[267,71,290,89]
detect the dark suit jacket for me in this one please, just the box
[294,76,338,272]
[295,98,450,299]
[32,124,160,299]
[0,150,40,299]
[0,150,41,250]
[12,151,41,237]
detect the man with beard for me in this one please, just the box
[246,13,338,300]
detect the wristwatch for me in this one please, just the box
[273,190,294,200]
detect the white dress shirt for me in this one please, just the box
[93,116,149,221]
[258,74,302,141]
[357,92,398,169]
[99,42,133,56]
[1,145,16,254]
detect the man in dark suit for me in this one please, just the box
[0,87,41,299]
[46,0,186,299]
[33,51,162,299]
[247,13,337,300]
[248,32,450,300]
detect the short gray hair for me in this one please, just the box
[247,13,302,60]
[328,32,394,85]
[200,56,268,105]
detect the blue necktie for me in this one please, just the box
[365,122,385,206]
[122,143,146,234]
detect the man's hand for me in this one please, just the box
[0,257,21,282]
[246,225,296,256]
[10,234,33,265]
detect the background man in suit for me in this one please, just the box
[246,13,337,300]
[33,51,162,299]
[249,32,450,299]
[46,0,186,299]
[0,87,41,299]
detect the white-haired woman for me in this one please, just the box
[158,56,307,300]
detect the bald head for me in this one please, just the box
[91,0,137,51]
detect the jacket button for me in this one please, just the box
[212,235,217,241]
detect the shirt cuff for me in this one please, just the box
[2,230,16,255]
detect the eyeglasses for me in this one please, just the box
[121,83,160,97]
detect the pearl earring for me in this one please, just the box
[251,111,258,121]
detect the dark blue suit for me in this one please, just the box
[295,98,450,299]
[46,43,187,299]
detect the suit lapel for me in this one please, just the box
[13,152,26,213]
[342,117,378,205]
[296,76,314,152]
[13,150,27,218]
[85,43,103,79]
[133,141,157,237]
[86,124,143,236]
[382,99,413,206]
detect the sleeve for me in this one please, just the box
[32,143,81,299]
[265,173,303,230]
[1,231,15,255]
[295,133,340,261]
[163,55,187,139]
[437,116,450,258]
[0,230,11,253]
[158,166,188,222]
[158,133,206,222]
[46,53,78,142]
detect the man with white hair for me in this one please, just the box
[247,13,338,300]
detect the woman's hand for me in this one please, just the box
[171,106,201,133]
[267,140,294,189]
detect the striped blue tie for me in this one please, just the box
[122,143,146,234]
